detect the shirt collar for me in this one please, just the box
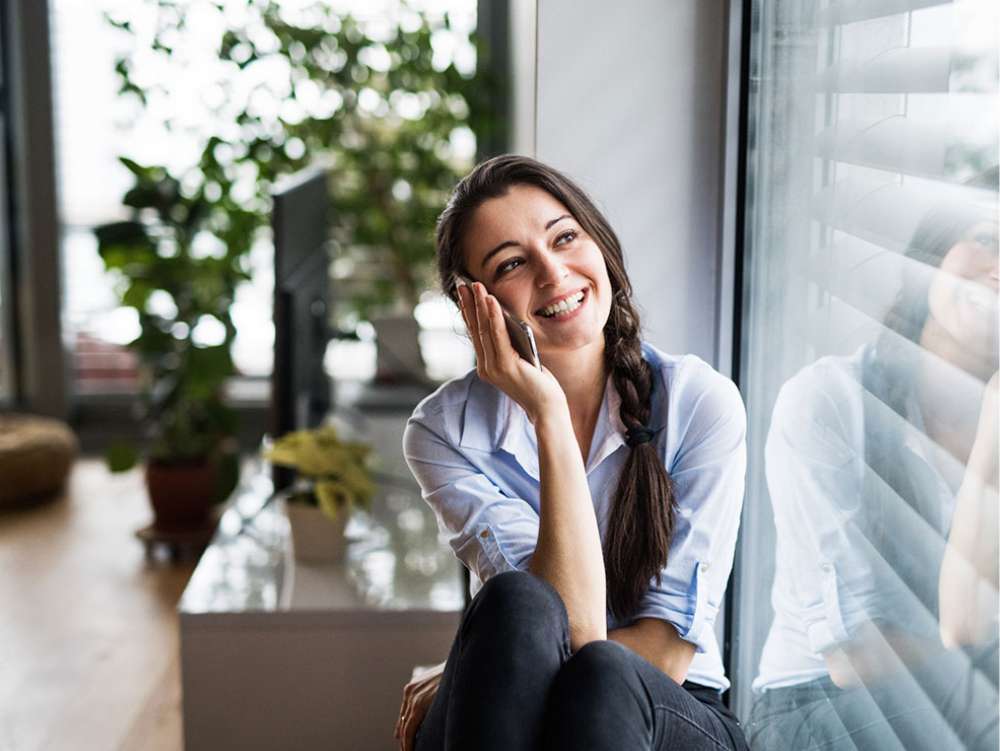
[459,344,666,479]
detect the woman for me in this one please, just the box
[749,201,999,749]
[394,155,748,750]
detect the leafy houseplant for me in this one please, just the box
[96,156,247,529]
[106,1,499,382]
[265,425,376,561]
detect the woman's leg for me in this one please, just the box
[541,640,747,750]
[415,570,572,751]
[747,642,999,751]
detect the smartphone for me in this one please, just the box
[453,274,540,368]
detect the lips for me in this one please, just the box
[535,288,589,322]
[534,287,587,316]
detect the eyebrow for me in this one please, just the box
[480,214,573,272]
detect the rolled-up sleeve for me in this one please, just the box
[632,372,747,653]
[402,412,539,584]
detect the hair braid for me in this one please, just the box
[603,294,676,620]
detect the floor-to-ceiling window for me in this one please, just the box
[732,1,998,747]
[50,0,478,402]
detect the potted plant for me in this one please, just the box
[97,158,247,531]
[264,425,376,562]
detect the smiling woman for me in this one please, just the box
[394,155,749,751]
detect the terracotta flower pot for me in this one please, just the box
[145,458,217,531]
[285,501,350,562]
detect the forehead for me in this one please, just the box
[463,184,573,262]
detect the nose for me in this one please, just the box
[534,248,569,287]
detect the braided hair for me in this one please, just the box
[435,155,675,621]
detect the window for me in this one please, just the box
[49,0,478,398]
[732,0,998,746]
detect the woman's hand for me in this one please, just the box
[394,662,444,751]
[458,281,567,424]
[967,370,998,488]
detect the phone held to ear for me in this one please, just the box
[454,275,541,369]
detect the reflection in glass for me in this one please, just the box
[734,1,1000,748]
[750,207,998,750]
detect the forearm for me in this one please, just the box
[939,468,998,647]
[608,619,695,684]
[528,406,607,650]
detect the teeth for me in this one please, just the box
[540,291,584,317]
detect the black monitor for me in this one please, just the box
[270,167,332,491]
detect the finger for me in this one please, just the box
[467,282,483,333]
[463,284,481,332]
[486,296,517,365]
[458,286,484,362]
[473,283,498,370]
[394,695,410,739]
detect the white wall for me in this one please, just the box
[531,0,730,365]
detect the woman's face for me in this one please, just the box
[461,184,613,357]
[927,220,999,357]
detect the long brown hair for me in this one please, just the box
[435,154,675,620]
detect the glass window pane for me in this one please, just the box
[50,0,479,396]
[734,1,999,748]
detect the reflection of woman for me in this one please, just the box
[749,204,999,749]
[394,156,748,750]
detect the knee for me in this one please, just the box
[464,570,568,638]
[549,641,647,716]
[545,642,654,745]
[554,640,635,698]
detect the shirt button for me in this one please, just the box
[480,529,490,539]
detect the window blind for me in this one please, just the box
[731,2,999,743]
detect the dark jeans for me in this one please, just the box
[748,640,999,751]
[414,570,748,751]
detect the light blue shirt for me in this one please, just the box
[753,344,959,692]
[402,341,747,691]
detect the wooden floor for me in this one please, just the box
[0,459,196,751]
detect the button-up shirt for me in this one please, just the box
[402,341,747,690]
[753,343,960,692]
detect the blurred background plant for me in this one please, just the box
[103,0,497,328]
[94,0,499,466]
[265,425,375,519]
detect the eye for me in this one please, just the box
[972,231,998,252]
[555,230,578,246]
[496,257,523,277]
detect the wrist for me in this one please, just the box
[531,400,572,432]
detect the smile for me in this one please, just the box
[536,289,587,320]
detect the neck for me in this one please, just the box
[542,339,608,425]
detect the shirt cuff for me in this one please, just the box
[805,561,854,653]
[632,561,716,653]
[454,521,523,582]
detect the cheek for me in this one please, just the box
[582,245,611,285]
[939,243,991,282]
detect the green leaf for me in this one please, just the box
[106,441,139,473]
[315,481,348,520]
[213,447,240,505]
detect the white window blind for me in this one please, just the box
[733,2,999,748]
